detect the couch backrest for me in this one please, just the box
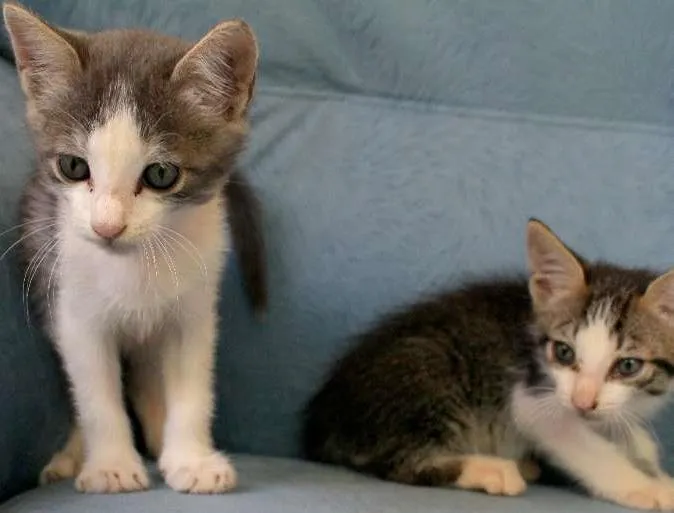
[3,0,674,464]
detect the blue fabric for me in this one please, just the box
[0,61,71,502]
[0,455,638,513]
[3,0,674,126]
[2,0,674,509]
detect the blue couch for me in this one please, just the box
[3,0,674,511]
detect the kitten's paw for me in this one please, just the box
[159,449,237,494]
[40,452,80,485]
[75,454,149,494]
[456,456,526,496]
[609,480,674,511]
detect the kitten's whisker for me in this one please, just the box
[512,395,562,431]
[21,241,52,326]
[159,234,184,312]
[0,218,58,239]
[149,237,160,280]
[157,226,208,279]
[22,236,57,316]
[0,224,57,262]
[140,240,151,293]
[23,237,54,301]
[153,233,180,301]
[157,228,207,282]
[25,239,58,326]
[46,251,62,325]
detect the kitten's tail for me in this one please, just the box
[225,169,268,316]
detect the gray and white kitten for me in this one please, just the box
[4,2,265,494]
[304,220,674,510]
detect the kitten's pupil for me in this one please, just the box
[553,341,575,366]
[57,155,90,182]
[614,357,644,378]
[142,163,179,191]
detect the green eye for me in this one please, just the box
[58,155,90,182]
[614,358,644,378]
[552,341,576,366]
[142,163,180,190]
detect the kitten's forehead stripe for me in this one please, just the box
[575,316,615,378]
[87,86,146,193]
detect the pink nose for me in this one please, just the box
[571,396,598,413]
[92,223,126,240]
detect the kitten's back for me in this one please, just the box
[303,278,533,482]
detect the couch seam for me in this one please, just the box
[255,84,674,137]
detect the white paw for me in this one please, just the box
[40,452,80,485]
[455,456,527,496]
[159,449,237,494]
[607,479,674,511]
[75,454,150,494]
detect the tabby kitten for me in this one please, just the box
[4,2,265,494]
[304,220,674,510]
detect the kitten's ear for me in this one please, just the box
[171,19,258,119]
[3,2,82,101]
[527,219,586,309]
[642,270,674,326]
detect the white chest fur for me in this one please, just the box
[57,197,229,342]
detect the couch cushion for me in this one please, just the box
[0,60,71,502]
[0,455,638,513]
[4,0,674,127]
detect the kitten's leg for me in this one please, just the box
[127,346,166,459]
[514,388,674,510]
[455,455,527,496]
[396,452,527,496]
[56,308,149,493]
[40,424,84,484]
[617,424,667,479]
[158,298,237,494]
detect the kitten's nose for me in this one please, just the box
[92,222,127,240]
[572,397,598,413]
[571,376,599,413]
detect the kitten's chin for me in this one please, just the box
[86,235,139,255]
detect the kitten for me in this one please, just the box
[304,219,674,510]
[4,2,265,494]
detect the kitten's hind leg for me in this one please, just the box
[397,452,527,496]
[40,424,84,485]
[455,455,527,496]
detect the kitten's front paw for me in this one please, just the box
[40,451,80,485]
[609,480,674,511]
[159,449,237,494]
[455,456,526,496]
[75,454,149,494]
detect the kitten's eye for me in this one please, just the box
[552,341,576,366]
[142,163,180,191]
[57,155,90,182]
[613,358,644,378]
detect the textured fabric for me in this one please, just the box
[0,61,71,502]
[0,455,635,513]
[3,0,674,126]
[3,0,674,508]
